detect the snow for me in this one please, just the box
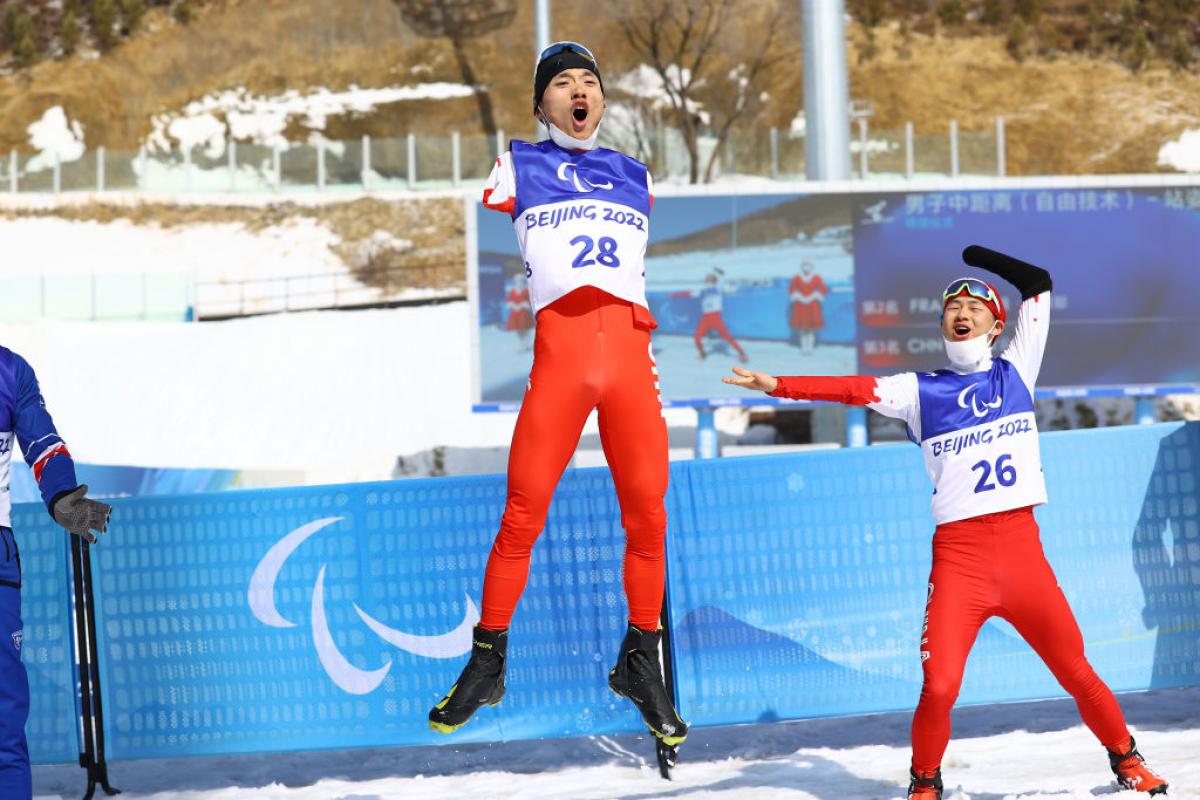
[0,214,430,318]
[30,686,1200,798]
[147,84,477,152]
[0,302,746,482]
[24,106,86,172]
[0,216,341,280]
[1158,129,1200,173]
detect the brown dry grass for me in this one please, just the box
[0,3,1196,176]
[849,22,1200,174]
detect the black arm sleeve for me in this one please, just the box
[961,245,1053,300]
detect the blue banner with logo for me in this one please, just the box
[664,421,1200,727]
[75,472,640,759]
[8,507,80,766]
[14,422,1200,762]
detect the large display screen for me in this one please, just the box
[471,181,1200,410]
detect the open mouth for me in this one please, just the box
[953,323,972,339]
[572,103,589,128]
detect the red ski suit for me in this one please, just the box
[478,146,668,632]
[769,287,1132,772]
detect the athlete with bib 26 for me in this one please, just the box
[724,246,1168,798]
[428,41,687,759]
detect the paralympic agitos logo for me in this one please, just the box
[248,517,479,695]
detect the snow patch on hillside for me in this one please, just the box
[147,84,476,153]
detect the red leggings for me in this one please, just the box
[480,287,669,632]
[911,507,1130,772]
[694,312,745,359]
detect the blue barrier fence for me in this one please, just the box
[14,422,1200,763]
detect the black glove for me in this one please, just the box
[962,245,1053,300]
[50,485,112,544]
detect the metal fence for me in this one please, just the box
[0,119,1007,196]
[0,272,193,323]
[193,265,463,319]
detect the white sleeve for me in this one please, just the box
[867,372,923,438]
[482,151,516,213]
[999,291,1051,390]
[646,170,654,199]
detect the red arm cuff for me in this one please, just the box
[768,375,880,406]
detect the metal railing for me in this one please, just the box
[0,119,1009,196]
[193,265,463,319]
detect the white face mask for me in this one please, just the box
[943,323,998,369]
[542,117,601,151]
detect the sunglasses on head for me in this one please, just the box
[535,40,598,71]
[942,277,998,305]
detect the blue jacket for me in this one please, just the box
[0,347,78,528]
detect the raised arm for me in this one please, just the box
[482,152,516,216]
[962,245,1053,388]
[724,367,921,431]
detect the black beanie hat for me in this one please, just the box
[533,44,603,113]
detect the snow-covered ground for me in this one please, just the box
[31,686,1200,799]
[0,212,444,320]
[0,303,752,483]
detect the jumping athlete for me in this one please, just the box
[2,347,111,800]
[428,41,687,757]
[723,246,1168,798]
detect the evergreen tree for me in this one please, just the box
[1006,16,1028,61]
[1128,26,1150,70]
[2,5,19,48]
[1170,30,1191,69]
[121,0,146,34]
[174,0,194,25]
[60,7,80,55]
[12,10,36,67]
[937,0,965,26]
[1015,0,1041,24]
[981,0,1006,26]
[1118,0,1141,48]
[92,0,118,49]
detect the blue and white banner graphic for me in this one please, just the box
[13,422,1200,762]
[665,422,1200,725]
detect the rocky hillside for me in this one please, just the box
[0,0,1196,176]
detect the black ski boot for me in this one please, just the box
[428,625,507,734]
[608,623,688,747]
[907,767,943,800]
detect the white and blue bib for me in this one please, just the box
[507,140,651,315]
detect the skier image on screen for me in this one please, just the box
[674,268,747,363]
[504,273,534,351]
[722,246,1169,799]
[788,259,827,353]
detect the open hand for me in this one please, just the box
[51,485,112,544]
[722,366,778,393]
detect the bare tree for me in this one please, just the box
[695,3,788,182]
[617,0,789,184]
[392,0,516,138]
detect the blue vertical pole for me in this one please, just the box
[846,406,868,447]
[1135,397,1156,425]
[696,408,718,459]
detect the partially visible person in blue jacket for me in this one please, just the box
[1,346,111,800]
